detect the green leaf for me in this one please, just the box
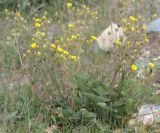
[81,92,110,102]
[79,108,96,118]
[53,99,70,109]
[69,112,81,120]
[62,108,75,117]
[96,123,111,132]
[113,98,125,107]
[96,102,109,109]
[73,74,90,88]
[125,99,134,112]
[6,111,17,120]
[96,102,106,108]
[92,86,107,96]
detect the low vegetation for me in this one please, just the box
[0,0,160,132]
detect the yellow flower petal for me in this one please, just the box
[31,43,38,49]
[67,2,73,8]
[35,23,41,28]
[131,64,138,71]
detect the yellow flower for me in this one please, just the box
[147,18,151,22]
[67,2,73,8]
[142,25,147,31]
[31,43,38,49]
[122,18,127,23]
[130,16,137,22]
[115,41,122,46]
[136,41,141,45]
[144,38,149,43]
[32,38,35,42]
[42,16,47,20]
[71,35,77,39]
[69,55,79,61]
[35,18,41,22]
[41,32,45,37]
[127,41,132,45]
[131,27,135,32]
[43,45,46,48]
[50,43,56,49]
[63,50,69,55]
[57,45,63,53]
[149,63,155,68]
[68,23,74,28]
[35,23,41,28]
[44,39,47,42]
[91,36,97,41]
[131,64,138,71]
[138,15,142,20]
[146,68,150,72]
[35,31,40,36]
[152,14,158,18]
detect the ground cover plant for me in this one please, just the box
[0,0,160,132]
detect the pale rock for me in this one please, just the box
[96,23,124,52]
